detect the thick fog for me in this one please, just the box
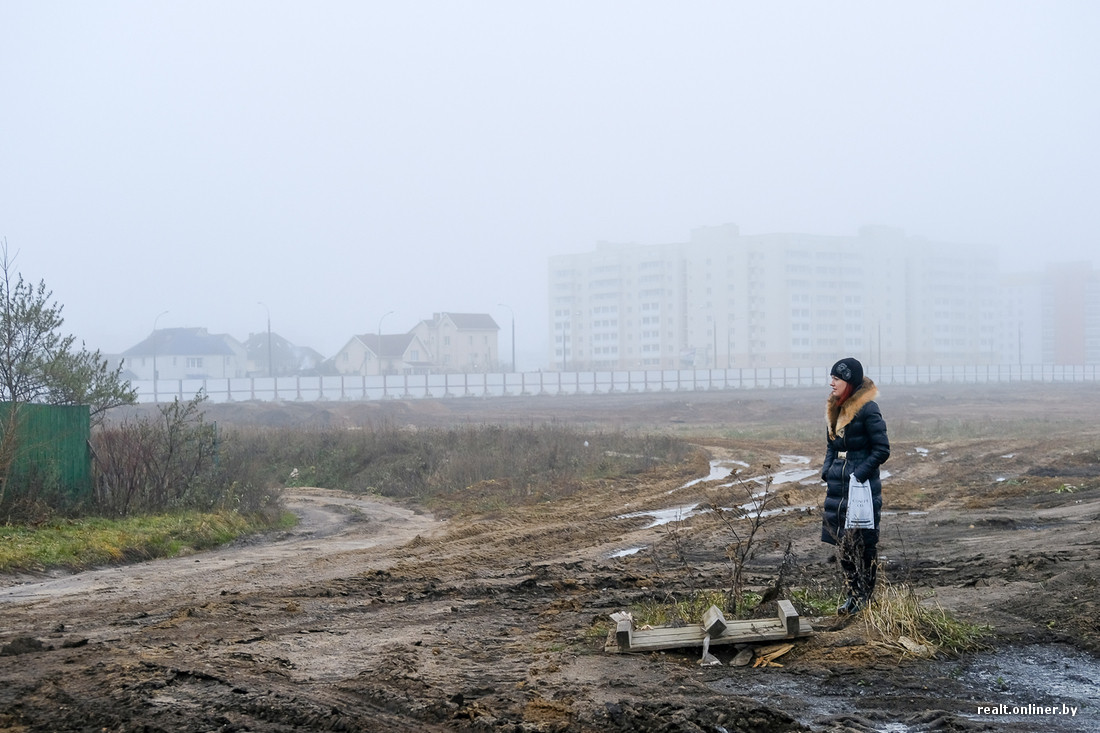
[1,1,1096,368]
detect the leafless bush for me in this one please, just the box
[89,407,688,519]
[91,394,271,515]
[709,464,783,615]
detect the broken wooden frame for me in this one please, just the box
[606,600,812,653]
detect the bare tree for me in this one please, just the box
[0,240,136,503]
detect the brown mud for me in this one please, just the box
[2,382,1099,732]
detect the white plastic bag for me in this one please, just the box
[845,474,875,529]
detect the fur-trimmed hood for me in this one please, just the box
[827,377,879,440]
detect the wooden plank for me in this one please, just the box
[776,599,798,637]
[615,619,633,651]
[605,616,812,653]
[702,605,727,637]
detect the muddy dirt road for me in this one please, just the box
[2,382,1099,732]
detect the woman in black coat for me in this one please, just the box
[820,357,890,614]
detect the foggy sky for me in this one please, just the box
[2,1,1097,369]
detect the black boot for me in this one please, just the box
[839,556,862,615]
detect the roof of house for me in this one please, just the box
[356,333,422,358]
[426,312,500,330]
[123,327,240,357]
[243,332,324,369]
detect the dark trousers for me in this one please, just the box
[839,531,878,601]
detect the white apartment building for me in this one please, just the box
[548,224,1004,370]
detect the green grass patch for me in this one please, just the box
[0,510,296,574]
[791,586,846,617]
[630,589,763,627]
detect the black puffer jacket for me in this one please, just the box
[821,378,890,545]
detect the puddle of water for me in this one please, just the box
[770,468,819,485]
[961,643,1100,722]
[722,468,819,489]
[621,453,880,530]
[707,644,1097,732]
[616,503,702,528]
[675,460,744,491]
[608,546,646,558]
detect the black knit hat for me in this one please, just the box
[830,357,864,387]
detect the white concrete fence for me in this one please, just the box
[130,363,1099,404]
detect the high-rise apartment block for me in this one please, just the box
[548,224,1095,370]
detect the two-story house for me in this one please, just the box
[331,333,433,376]
[410,313,500,373]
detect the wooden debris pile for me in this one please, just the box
[604,600,812,658]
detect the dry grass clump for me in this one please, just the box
[861,581,991,658]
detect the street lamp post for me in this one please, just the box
[153,310,168,403]
[498,303,515,373]
[258,302,272,377]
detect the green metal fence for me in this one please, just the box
[0,402,92,503]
